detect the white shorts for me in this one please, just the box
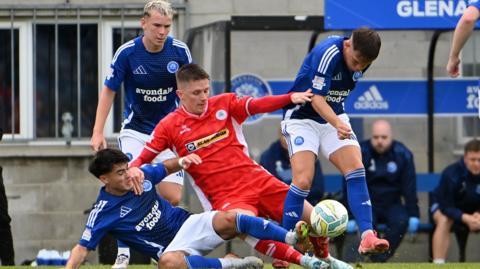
[163,211,224,256]
[281,114,360,159]
[118,129,184,185]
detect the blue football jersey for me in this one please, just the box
[284,36,364,124]
[105,36,192,135]
[78,164,191,260]
[469,0,480,9]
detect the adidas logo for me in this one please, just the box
[120,206,132,218]
[285,211,299,218]
[332,72,342,80]
[354,85,389,110]
[361,200,372,206]
[133,65,148,75]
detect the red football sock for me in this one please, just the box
[254,240,302,265]
[309,235,330,258]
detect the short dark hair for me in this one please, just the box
[176,63,210,84]
[464,139,480,154]
[351,27,381,62]
[88,149,130,178]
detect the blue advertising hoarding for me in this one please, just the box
[264,79,478,117]
[324,0,475,30]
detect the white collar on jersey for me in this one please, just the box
[181,101,209,118]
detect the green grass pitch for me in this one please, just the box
[1,264,480,269]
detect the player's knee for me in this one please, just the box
[159,252,185,269]
[213,211,238,240]
[434,210,453,228]
[292,177,313,190]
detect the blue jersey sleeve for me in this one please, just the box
[141,163,168,186]
[172,39,193,65]
[104,40,134,92]
[78,200,110,250]
[310,45,341,96]
[469,0,480,9]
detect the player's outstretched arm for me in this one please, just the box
[65,244,89,269]
[311,95,352,140]
[247,90,313,115]
[162,153,202,174]
[90,86,116,151]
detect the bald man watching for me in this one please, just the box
[345,120,419,262]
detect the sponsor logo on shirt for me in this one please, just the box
[312,76,326,90]
[167,61,179,73]
[354,85,389,110]
[326,89,350,103]
[136,87,174,102]
[185,128,229,152]
[106,67,114,80]
[135,200,161,231]
[81,228,92,241]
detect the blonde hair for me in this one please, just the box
[143,0,175,18]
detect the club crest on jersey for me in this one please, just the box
[352,71,363,81]
[185,128,229,152]
[387,161,398,173]
[216,110,227,120]
[167,61,179,73]
[294,136,304,146]
[143,180,153,192]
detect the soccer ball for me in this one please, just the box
[310,199,348,238]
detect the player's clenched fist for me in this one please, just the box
[335,121,353,140]
[290,89,313,104]
[178,153,202,169]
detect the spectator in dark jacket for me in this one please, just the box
[260,130,324,206]
[431,139,480,264]
[345,120,419,262]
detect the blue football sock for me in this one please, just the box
[282,184,309,231]
[236,214,288,243]
[185,256,222,269]
[345,168,373,233]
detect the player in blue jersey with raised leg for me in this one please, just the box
[65,149,325,269]
[90,1,192,266]
[281,28,389,259]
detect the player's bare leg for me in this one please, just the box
[432,210,453,263]
[159,251,264,269]
[329,145,389,254]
